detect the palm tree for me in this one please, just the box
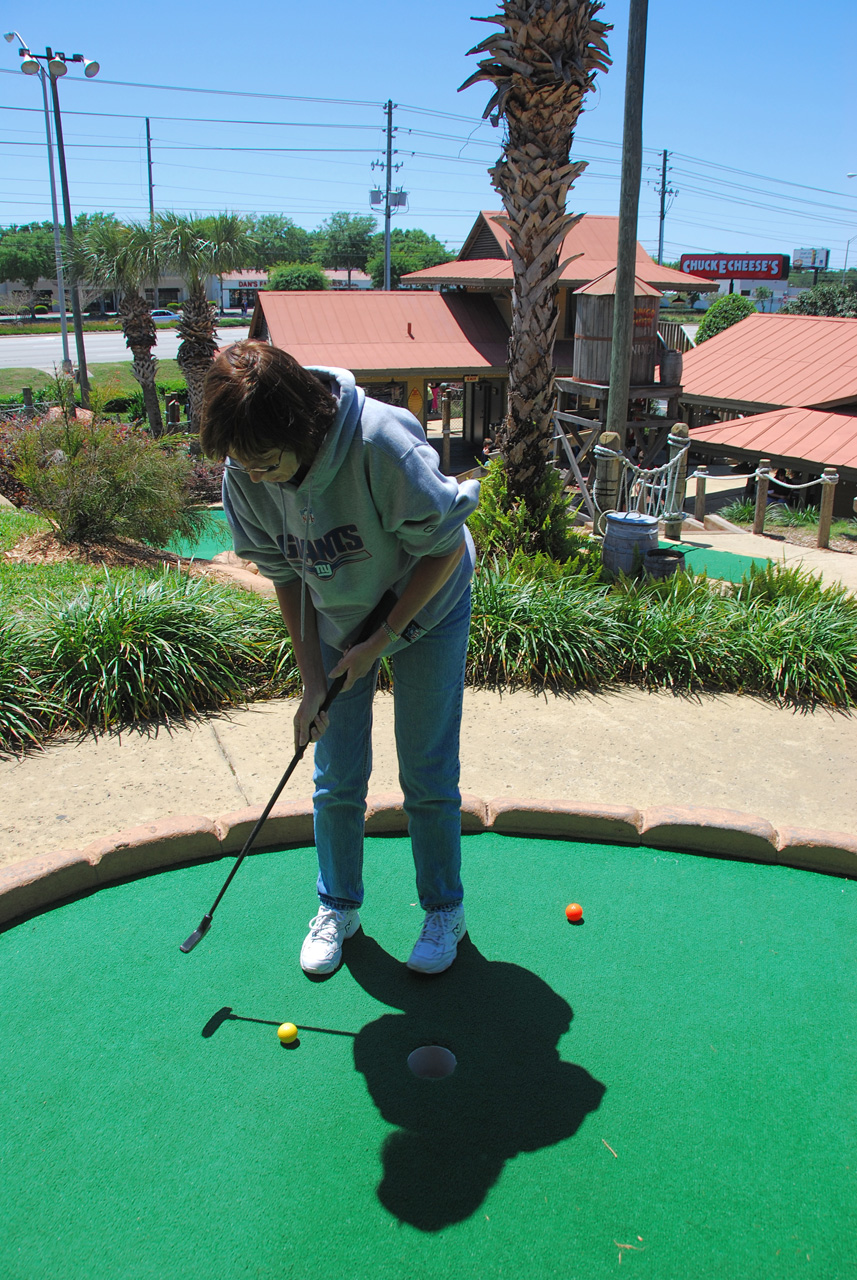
[155,212,257,432]
[70,219,164,434]
[461,2,611,549]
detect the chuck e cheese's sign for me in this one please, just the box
[680,253,789,280]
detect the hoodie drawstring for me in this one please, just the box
[299,478,312,642]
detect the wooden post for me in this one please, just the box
[753,459,771,535]
[441,386,451,474]
[694,465,709,524]
[816,469,838,548]
[22,387,34,420]
[606,0,649,438]
[593,431,622,535]
[664,422,689,540]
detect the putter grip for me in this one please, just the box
[315,589,398,717]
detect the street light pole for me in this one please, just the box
[46,49,91,407]
[844,232,857,275]
[37,67,71,373]
[3,32,71,371]
[7,39,99,406]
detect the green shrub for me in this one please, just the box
[467,457,584,560]
[31,571,270,729]
[266,262,329,291]
[0,620,66,752]
[741,597,857,705]
[10,397,211,547]
[156,377,188,399]
[612,572,747,690]
[695,294,757,344]
[102,390,146,417]
[469,556,617,689]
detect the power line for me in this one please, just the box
[0,65,382,108]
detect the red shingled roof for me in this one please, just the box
[253,290,511,373]
[403,212,715,292]
[690,406,857,476]
[681,313,857,410]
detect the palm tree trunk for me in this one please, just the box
[462,1,611,549]
[119,293,164,435]
[176,285,218,433]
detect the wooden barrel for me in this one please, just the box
[643,547,686,580]
[659,349,683,386]
[602,512,659,577]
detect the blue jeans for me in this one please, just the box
[313,586,471,912]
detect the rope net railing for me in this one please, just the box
[593,434,690,521]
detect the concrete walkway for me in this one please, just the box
[2,687,855,872]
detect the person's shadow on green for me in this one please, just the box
[344,931,606,1231]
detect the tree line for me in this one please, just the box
[0,211,453,299]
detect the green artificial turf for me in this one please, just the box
[165,506,232,562]
[661,540,773,584]
[1,834,855,1279]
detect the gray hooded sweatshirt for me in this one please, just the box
[222,366,480,651]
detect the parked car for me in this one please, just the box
[150,309,181,323]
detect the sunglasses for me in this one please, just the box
[224,448,286,475]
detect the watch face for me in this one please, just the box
[401,620,425,644]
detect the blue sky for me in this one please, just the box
[2,0,856,264]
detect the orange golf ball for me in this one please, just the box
[565,903,583,923]
[277,1022,298,1044]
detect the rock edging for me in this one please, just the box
[1,796,854,928]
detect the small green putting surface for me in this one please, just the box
[2,833,855,1279]
[165,507,232,562]
[660,540,772,583]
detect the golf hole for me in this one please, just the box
[407,1046,457,1079]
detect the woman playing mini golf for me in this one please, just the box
[201,341,479,976]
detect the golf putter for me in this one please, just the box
[180,589,397,953]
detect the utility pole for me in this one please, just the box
[384,99,393,291]
[146,118,159,308]
[606,0,648,440]
[657,148,667,266]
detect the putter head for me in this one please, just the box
[180,913,213,953]
[201,1006,234,1037]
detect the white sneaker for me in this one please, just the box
[406,906,466,974]
[300,906,360,974]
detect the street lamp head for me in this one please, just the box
[83,58,99,77]
[48,53,67,77]
[21,52,41,74]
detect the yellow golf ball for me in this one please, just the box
[277,1022,298,1044]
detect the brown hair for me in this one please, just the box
[200,340,338,465]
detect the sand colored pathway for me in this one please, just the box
[2,687,855,870]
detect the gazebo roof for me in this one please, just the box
[574,269,663,298]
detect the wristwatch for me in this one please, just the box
[382,618,425,645]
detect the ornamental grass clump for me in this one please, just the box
[612,572,746,691]
[0,621,66,753]
[735,565,857,705]
[469,556,618,689]
[30,571,268,729]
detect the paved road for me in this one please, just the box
[0,327,251,372]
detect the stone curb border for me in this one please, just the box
[1,794,855,929]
